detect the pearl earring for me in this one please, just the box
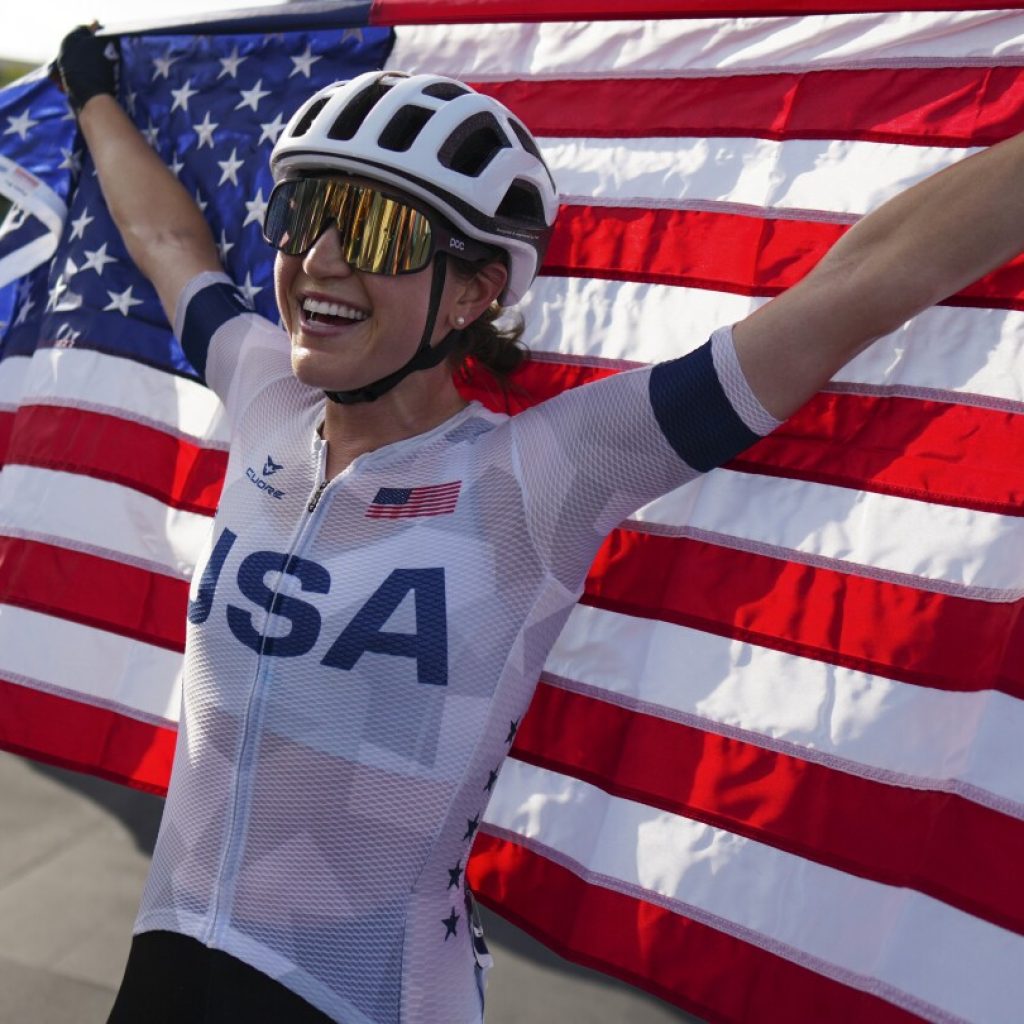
[455,315,466,327]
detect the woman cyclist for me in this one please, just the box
[54,24,1024,1024]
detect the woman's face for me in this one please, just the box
[274,222,444,394]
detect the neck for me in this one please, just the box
[320,364,467,478]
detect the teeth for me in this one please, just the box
[302,298,369,321]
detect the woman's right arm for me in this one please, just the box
[61,30,223,326]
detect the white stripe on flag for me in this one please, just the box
[0,465,213,578]
[485,759,1024,1024]
[546,138,980,217]
[519,279,1024,406]
[390,12,1024,80]
[546,602,1024,811]
[634,470,1024,597]
[0,605,182,723]
[9,348,229,444]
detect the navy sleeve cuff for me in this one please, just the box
[649,340,761,472]
[180,281,251,382]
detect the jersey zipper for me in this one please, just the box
[207,439,354,946]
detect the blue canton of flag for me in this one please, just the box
[0,25,394,379]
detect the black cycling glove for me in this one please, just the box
[54,26,119,115]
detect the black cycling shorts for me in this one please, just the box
[107,930,335,1023]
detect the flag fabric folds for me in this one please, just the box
[2,3,1024,1022]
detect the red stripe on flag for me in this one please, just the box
[467,831,925,1024]
[373,0,1016,24]
[463,363,1024,516]
[731,390,1024,516]
[5,405,226,516]
[0,409,12,468]
[0,537,188,652]
[513,682,1024,937]
[0,678,174,796]
[546,205,1024,310]
[477,67,1024,147]
[584,529,1024,697]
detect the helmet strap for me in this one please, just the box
[324,253,459,405]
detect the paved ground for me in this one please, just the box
[0,750,698,1023]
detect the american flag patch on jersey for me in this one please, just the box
[366,482,462,519]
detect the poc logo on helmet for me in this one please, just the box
[448,238,465,252]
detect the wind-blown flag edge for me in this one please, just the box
[1,3,1024,1023]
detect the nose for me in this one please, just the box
[301,223,354,278]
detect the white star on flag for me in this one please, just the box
[13,295,35,326]
[289,45,322,78]
[236,79,270,112]
[68,207,94,241]
[46,275,69,311]
[217,230,235,262]
[168,152,185,177]
[53,323,82,348]
[193,111,219,149]
[80,242,117,276]
[4,109,38,141]
[195,190,209,213]
[170,79,199,113]
[238,272,262,307]
[104,286,144,316]
[341,28,364,45]
[217,148,245,187]
[217,46,247,79]
[243,188,269,227]
[142,122,160,147]
[58,147,82,173]
[258,113,286,146]
[152,52,178,80]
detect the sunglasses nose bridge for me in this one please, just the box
[301,220,357,277]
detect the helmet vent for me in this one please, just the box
[508,118,542,160]
[438,112,510,178]
[291,96,330,138]
[328,79,396,141]
[422,82,470,100]
[378,105,435,153]
[496,180,547,226]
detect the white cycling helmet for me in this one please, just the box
[270,70,559,306]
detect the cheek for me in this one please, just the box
[273,255,297,328]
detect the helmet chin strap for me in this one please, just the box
[323,253,461,405]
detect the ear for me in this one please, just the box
[449,260,508,328]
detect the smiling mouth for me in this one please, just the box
[301,297,370,327]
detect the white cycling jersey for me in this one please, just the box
[135,271,780,1023]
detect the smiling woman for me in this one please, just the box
[50,19,1024,1024]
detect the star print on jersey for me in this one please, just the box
[442,909,459,941]
[447,862,463,890]
[463,815,480,842]
[484,767,500,793]
[505,718,520,744]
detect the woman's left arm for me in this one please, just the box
[733,130,1024,420]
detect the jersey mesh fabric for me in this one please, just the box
[135,271,780,1024]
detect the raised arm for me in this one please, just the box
[57,28,222,326]
[733,130,1024,420]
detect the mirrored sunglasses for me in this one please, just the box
[263,176,494,275]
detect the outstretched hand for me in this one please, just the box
[54,25,120,115]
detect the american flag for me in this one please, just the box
[1,3,1023,1022]
[366,481,463,518]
